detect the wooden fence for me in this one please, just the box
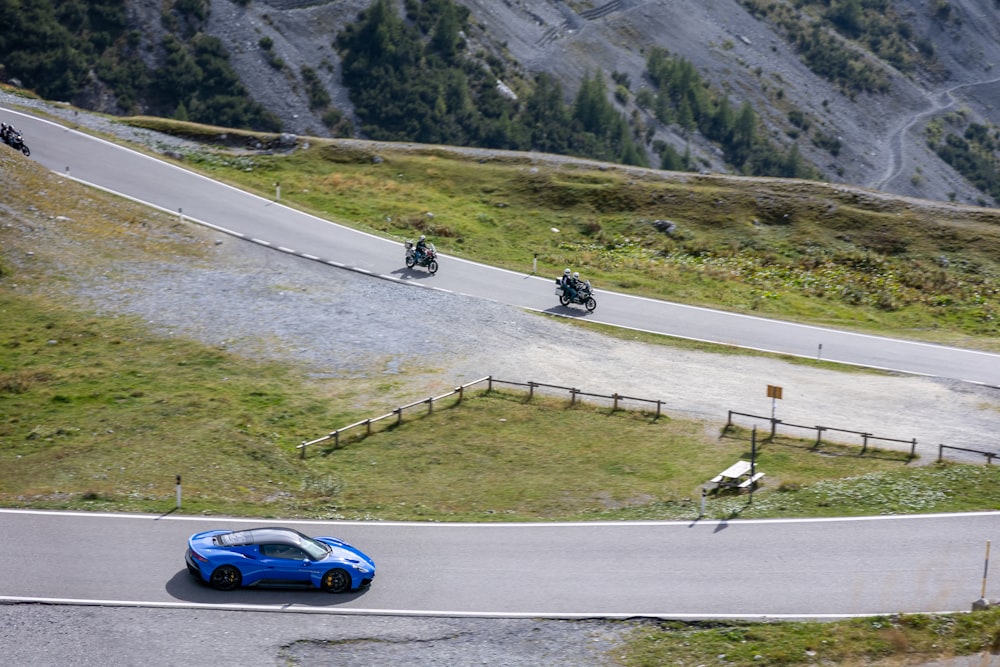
[297,376,668,458]
[726,410,918,460]
[938,444,998,465]
[297,378,995,465]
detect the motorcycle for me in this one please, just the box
[555,278,597,312]
[405,240,438,274]
[4,131,30,157]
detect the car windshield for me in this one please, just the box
[297,534,331,560]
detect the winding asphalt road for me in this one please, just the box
[1,509,997,619]
[1,107,998,620]
[4,106,1000,388]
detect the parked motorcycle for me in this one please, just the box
[405,240,438,274]
[555,278,597,312]
[4,131,29,156]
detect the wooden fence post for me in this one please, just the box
[300,441,307,459]
[365,419,371,436]
[570,388,578,405]
[814,426,825,449]
[395,407,402,425]
[861,433,870,454]
[656,400,662,420]
[427,397,433,414]
[529,382,536,400]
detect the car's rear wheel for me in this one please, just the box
[209,565,242,591]
[321,568,352,593]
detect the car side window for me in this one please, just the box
[260,544,307,560]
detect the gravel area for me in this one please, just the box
[3,93,999,666]
[0,604,636,667]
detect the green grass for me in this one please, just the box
[620,608,1000,666]
[2,121,999,666]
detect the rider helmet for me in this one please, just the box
[420,235,426,241]
[573,272,580,279]
[564,268,571,275]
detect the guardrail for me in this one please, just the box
[726,410,918,460]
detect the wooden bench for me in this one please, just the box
[738,471,766,489]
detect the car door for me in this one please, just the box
[258,543,314,586]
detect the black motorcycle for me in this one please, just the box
[555,278,597,312]
[405,240,439,274]
[4,131,29,156]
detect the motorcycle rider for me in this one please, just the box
[414,235,429,263]
[560,268,578,301]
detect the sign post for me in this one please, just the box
[766,384,783,420]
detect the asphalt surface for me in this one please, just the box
[2,509,997,619]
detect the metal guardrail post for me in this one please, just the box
[334,431,340,450]
[427,397,433,414]
[300,440,307,459]
[457,386,463,402]
[861,433,870,454]
[656,400,662,420]
[938,443,944,463]
[814,426,825,449]
[395,407,402,425]
[528,382,536,399]
[909,438,917,461]
[488,376,493,391]
[365,418,372,436]
[613,393,620,410]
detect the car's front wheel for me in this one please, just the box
[321,568,352,593]
[209,565,242,591]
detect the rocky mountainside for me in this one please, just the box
[146,0,1000,206]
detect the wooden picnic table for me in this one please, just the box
[710,460,765,489]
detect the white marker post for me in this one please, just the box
[175,474,182,510]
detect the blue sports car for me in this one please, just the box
[185,526,375,593]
